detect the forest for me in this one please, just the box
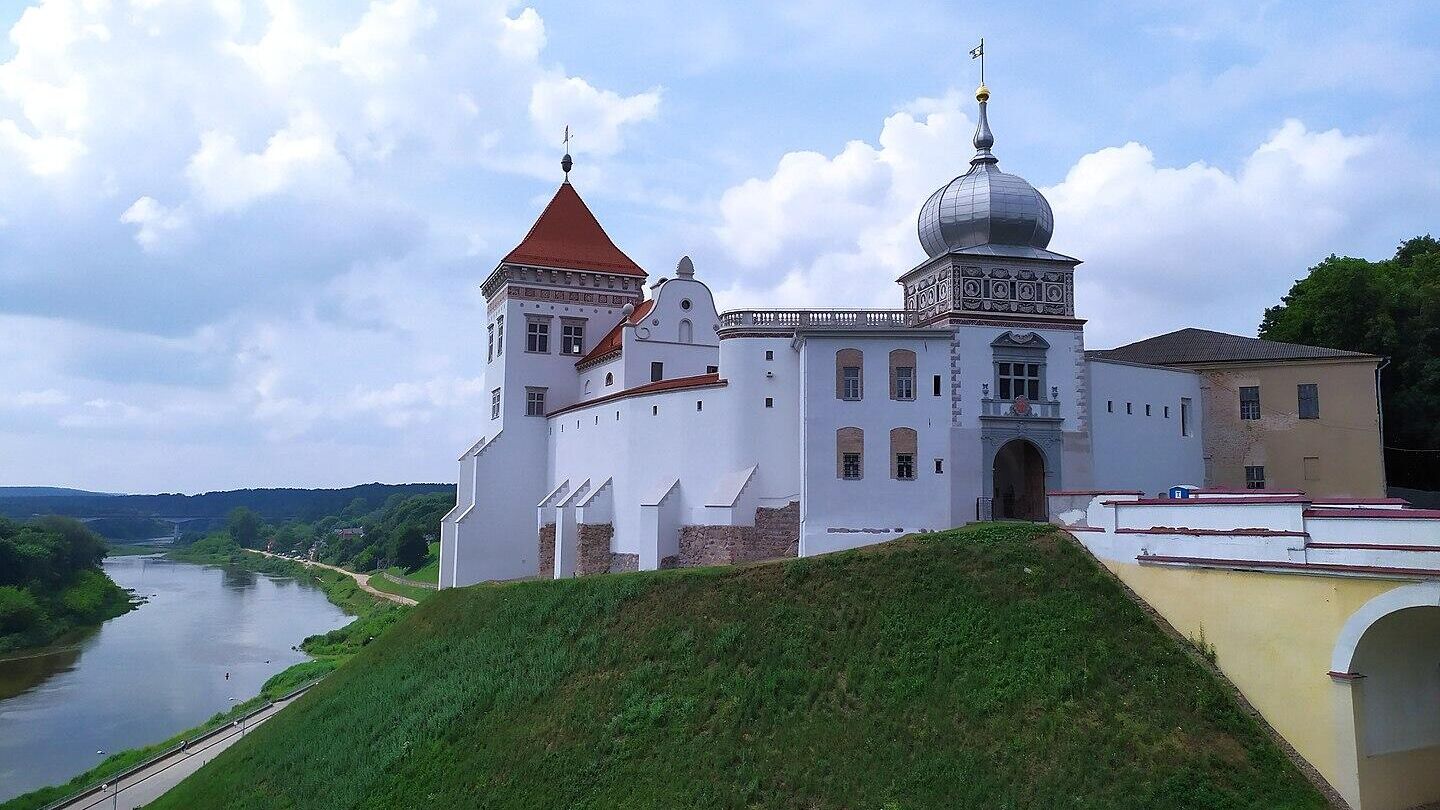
[0,516,133,653]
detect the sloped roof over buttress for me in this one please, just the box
[576,299,655,368]
[501,183,647,277]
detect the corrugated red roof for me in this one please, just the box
[575,299,654,367]
[502,183,646,277]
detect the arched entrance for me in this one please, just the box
[1333,586,1440,810]
[992,438,1046,520]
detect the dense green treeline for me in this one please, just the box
[0,516,133,653]
[0,483,449,525]
[181,490,453,579]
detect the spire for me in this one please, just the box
[561,124,573,182]
[971,83,996,165]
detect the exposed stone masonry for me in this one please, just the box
[577,523,614,576]
[677,501,801,567]
[538,523,555,578]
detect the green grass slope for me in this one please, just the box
[153,523,1324,810]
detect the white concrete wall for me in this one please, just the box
[718,336,803,508]
[798,332,952,555]
[1088,358,1206,495]
[621,276,721,384]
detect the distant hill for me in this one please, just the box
[0,483,451,524]
[151,524,1325,809]
[0,487,123,498]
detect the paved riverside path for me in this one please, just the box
[54,689,308,810]
[244,549,418,606]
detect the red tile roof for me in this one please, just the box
[575,299,654,368]
[502,182,647,277]
[547,372,726,417]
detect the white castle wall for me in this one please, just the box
[1088,358,1206,495]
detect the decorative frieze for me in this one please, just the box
[957,265,1072,316]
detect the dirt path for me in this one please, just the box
[244,549,417,606]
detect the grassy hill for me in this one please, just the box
[152,523,1325,809]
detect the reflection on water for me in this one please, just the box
[0,555,351,802]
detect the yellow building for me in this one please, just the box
[1096,328,1386,497]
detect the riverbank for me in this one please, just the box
[1,545,398,808]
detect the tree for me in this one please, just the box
[1260,236,1440,489]
[388,525,429,571]
[226,507,263,548]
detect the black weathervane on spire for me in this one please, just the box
[561,125,574,181]
[970,38,984,85]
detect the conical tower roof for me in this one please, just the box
[502,183,646,277]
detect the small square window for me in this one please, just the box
[1245,465,1266,490]
[764,397,774,408]
[525,389,546,417]
[765,350,774,361]
[842,453,862,480]
[706,365,718,374]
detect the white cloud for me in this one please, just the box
[529,75,660,157]
[708,100,1421,347]
[119,196,188,250]
[5,389,69,407]
[186,114,352,212]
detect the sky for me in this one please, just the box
[0,0,1437,494]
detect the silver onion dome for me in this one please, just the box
[917,84,1054,258]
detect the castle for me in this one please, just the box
[438,84,1209,586]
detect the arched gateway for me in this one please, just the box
[992,438,1046,520]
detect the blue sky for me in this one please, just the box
[0,0,1436,493]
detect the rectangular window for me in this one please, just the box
[706,365,718,374]
[1303,456,1320,481]
[1164,405,1170,418]
[842,367,862,400]
[525,388,546,417]
[997,361,1041,401]
[526,319,549,353]
[495,316,503,353]
[933,375,942,397]
[1298,384,1319,419]
[764,397,774,408]
[1180,397,1193,436]
[490,388,501,420]
[651,361,663,382]
[561,322,585,355]
[1245,465,1266,490]
[895,454,915,480]
[487,324,494,362]
[765,350,774,361]
[842,453,862,480]
[651,405,658,416]
[894,366,915,400]
[1107,400,1113,413]
[1239,386,1261,420]
[934,458,944,474]
[1126,402,1132,415]
[1145,404,1151,416]
[696,400,703,411]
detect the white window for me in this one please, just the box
[495,316,503,353]
[487,324,494,362]
[842,367,861,400]
[997,362,1041,401]
[1239,386,1260,420]
[561,322,585,355]
[894,366,914,400]
[526,319,550,353]
[525,388,546,417]
[491,388,501,420]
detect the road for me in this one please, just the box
[54,689,308,810]
[244,549,418,606]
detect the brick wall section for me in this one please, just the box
[537,523,555,578]
[577,523,614,576]
[677,501,802,567]
[750,501,801,560]
[679,524,755,567]
[609,553,639,573]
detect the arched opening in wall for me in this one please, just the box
[1349,604,1440,809]
[992,439,1046,520]
[605,372,614,386]
[679,319,693,344]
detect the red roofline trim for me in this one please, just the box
[547,373,726,418]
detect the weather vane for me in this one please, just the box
[970,38,984,85]
[561,125,574,180]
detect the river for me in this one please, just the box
[0,555,352,803]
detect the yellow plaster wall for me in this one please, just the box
[1103,560,1406,803]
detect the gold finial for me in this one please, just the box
[975,83,990,103]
